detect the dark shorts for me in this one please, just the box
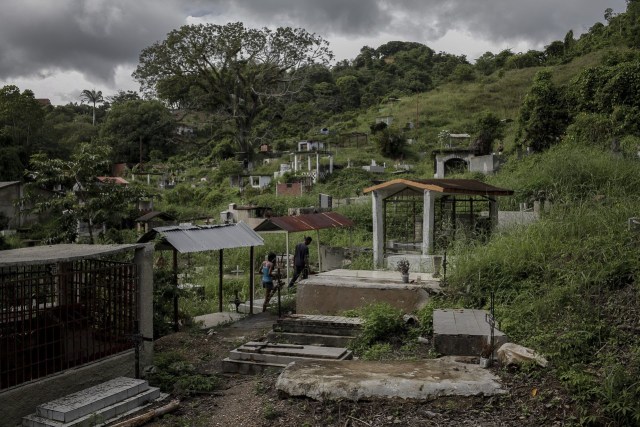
[262,280,274,290]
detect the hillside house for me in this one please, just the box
[297,140,325,151]
[229,174,272,190]
[220,203,272,228]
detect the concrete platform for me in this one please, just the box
[194,312,245,329]
[273,314,362,336]
[35,377,149,423]
[433,309,509,356]
[276,357,506,401]
[296,269,440,315]
[236,294,295,314]
[23,377,161,427]
[267,314,363,347]
[223,341,352,374]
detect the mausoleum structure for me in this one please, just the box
[363,178,513,270]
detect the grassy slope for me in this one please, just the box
[323,48,640,423]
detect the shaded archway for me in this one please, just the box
[444,157,468,176]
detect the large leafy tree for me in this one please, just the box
[25,143,147,243]
[80,89,104,126]
[133,22,332,158]
[517,70,569,152]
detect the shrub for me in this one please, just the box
[349,303,405,353]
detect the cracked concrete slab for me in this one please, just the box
[276,356,505,401]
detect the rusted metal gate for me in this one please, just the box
[0,259,138,390]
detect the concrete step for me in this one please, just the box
[228,341,352,366]
[222,358,288,374]
[266,330,356,347]
[273,314,362,336]
[433,309,509,356]
[33,377,149,424]
[23,387,161,427]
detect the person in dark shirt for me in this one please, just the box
[288,236,312,287]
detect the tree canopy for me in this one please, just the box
[25,143,147,243]
[133,22,333,158]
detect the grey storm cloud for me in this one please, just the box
[195,0,625,47]
[0,0,185,83]
[0,0,626,86]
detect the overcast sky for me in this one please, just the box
[0,0,626,105]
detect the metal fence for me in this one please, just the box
[0,259,138,390]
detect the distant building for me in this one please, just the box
[176,125,195,136]
[375,116,393,126]
[0,181,52,229]
[432,148,502,178]
[229,174,272,190]
[135,211,176,233]
[297,140,325,151]
[220,203,272,228]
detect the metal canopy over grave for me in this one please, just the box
[253,212,354,280]
[363,178,513,268]
[137,222,264,320]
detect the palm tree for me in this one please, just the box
[80,89,104,126]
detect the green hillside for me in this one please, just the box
[3,2,640,423]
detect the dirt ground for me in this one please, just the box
[121,313,577,427]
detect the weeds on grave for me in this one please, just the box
[148,351,221,397]
[347,303,405,355]
[362,343,393,360]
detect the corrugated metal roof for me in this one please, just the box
[137,221,264,253]
[135,211,176,222]
[97,176,129,185]
[0,181,21,190]
[0,244,145,266]
[363,178,514,196]
[253,212,355,233]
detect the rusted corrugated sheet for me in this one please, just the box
[137,222,264,253]
[253,212,355,233]
[363,178,513,196]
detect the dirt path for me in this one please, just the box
[134,312,574,427]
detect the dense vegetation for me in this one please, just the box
[3,2,640,424]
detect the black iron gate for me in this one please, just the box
[0,259,138,390]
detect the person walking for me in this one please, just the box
[288,236,312,288]
[261,252,277,312]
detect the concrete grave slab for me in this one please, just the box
[268,314,363,347]
[194,312,245,329]
[223,341,352,374]
[35,377,149,423]
[433,309,509,356]
[296,269,440,315]
[276,357,506,401]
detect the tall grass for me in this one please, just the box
[447,143,640,424]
